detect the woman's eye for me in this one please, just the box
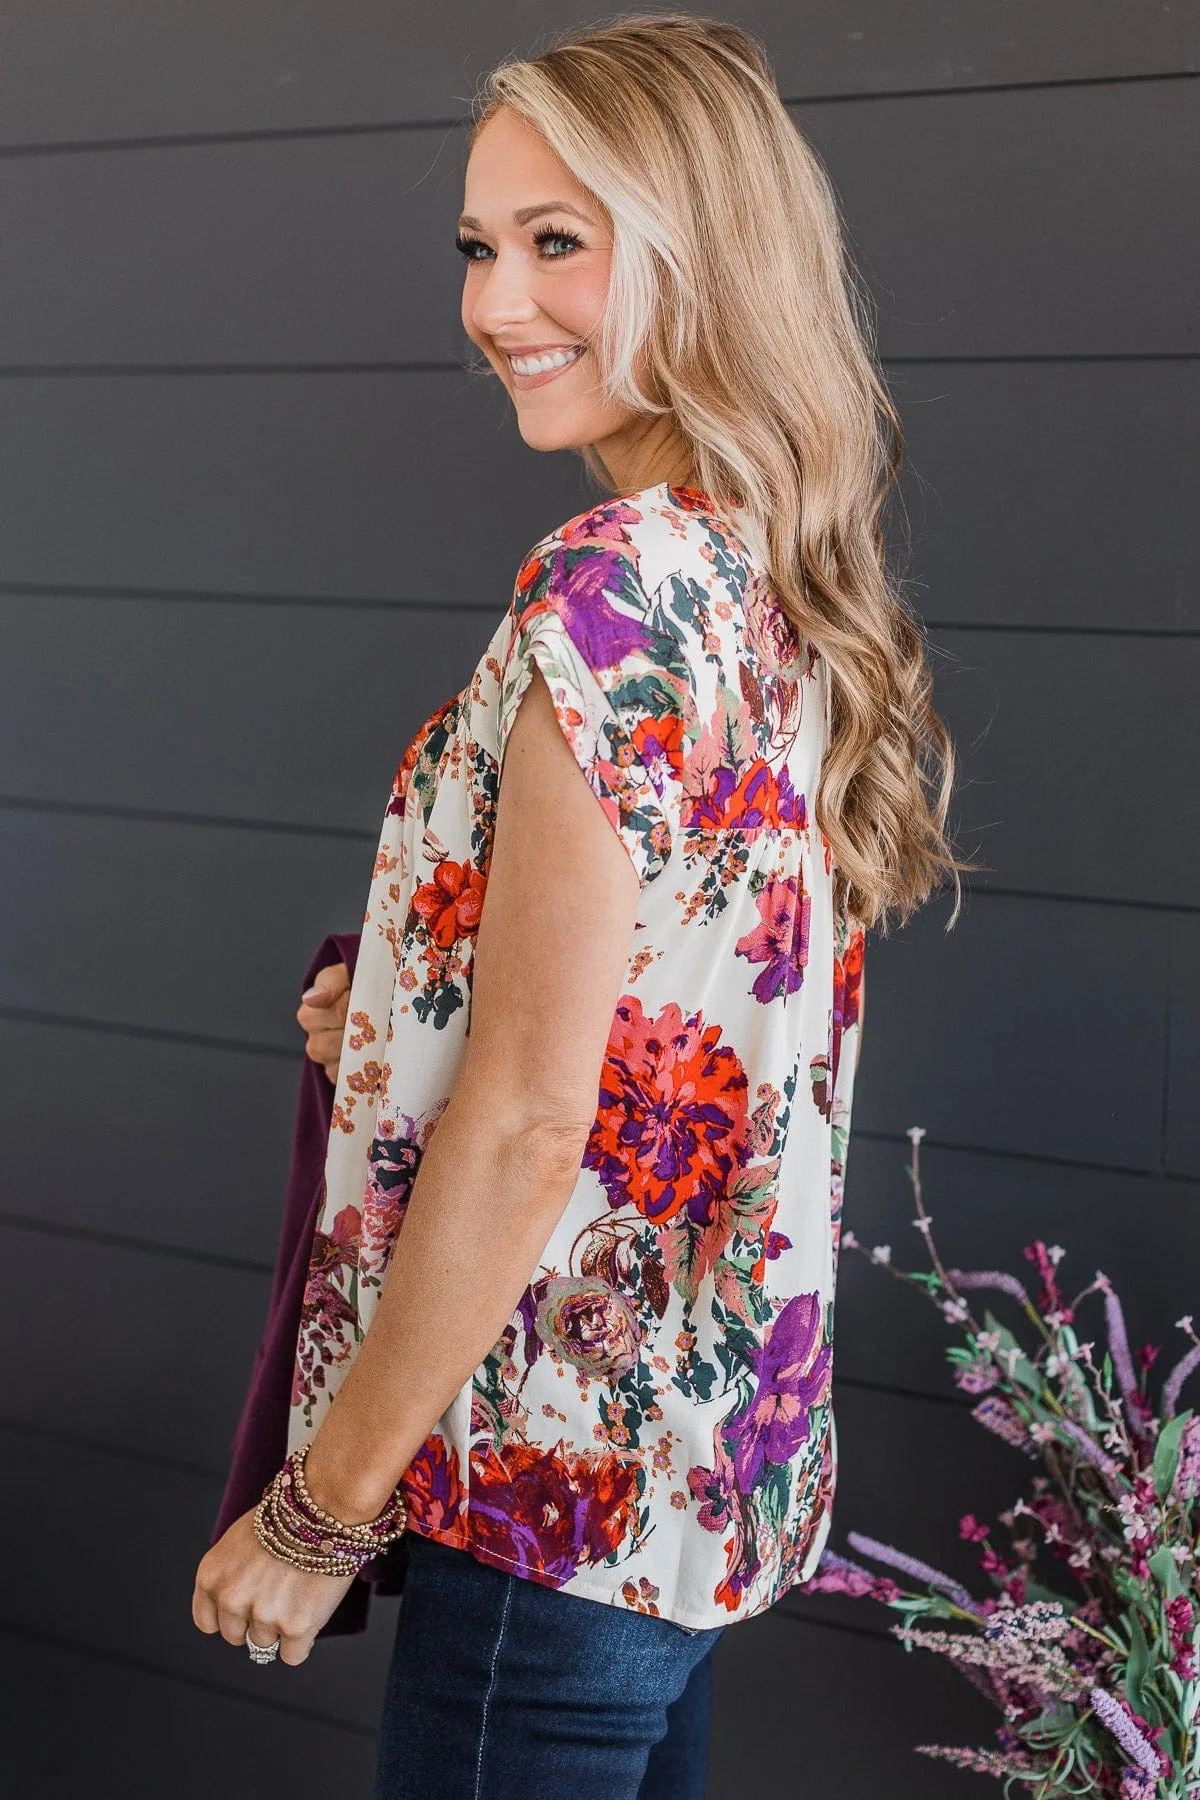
[532,227,582,258]
[454,233,491,262]
[454,228,583,263]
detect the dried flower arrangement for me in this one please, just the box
[807,1128,1200,1797]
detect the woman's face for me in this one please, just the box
[458,107,686,491]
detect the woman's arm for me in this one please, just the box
[301,663,644,1524]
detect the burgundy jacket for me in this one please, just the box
[209,930,408,1637]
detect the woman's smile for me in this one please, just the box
[504,342,588,388]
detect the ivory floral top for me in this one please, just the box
[288,480,865,1631]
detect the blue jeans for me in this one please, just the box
[371,1531,726,1798]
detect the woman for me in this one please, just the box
[192,14,968,1797]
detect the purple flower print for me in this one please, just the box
[735,874,812,1004]
[725,1291,831,1491]
[546,546,654,671]
[686,1434,736,1534]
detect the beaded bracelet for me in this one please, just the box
[253,1443,409,1577]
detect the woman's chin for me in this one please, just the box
[514,415,592,454]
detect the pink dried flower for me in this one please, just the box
[959,1513,990,1543]
[898,1624,1089,1704]
[982,1602,1070,1645]
[915,1744,1038,1778]
[1175,1416,1200,1501]
[1024,1239,1073,1323]
[954,1357,998,1395]
[1167,1595,1198,1681]
[805,1548,900,1604]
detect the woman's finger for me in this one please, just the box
[304,1027,345,1064]
[217,1605,251,1647]
[278,1627,318,1667]
[296,993,350,1036]
[191,1580,221,1635]
[298,962,350,1010]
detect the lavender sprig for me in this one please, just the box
[947,1268,1031,1307]
[1054,1417,1129,1498]
[835,1133,1200,1792]
[846,1531,982,1616]
[1088,1687,1161,1778]
[1164,1342,1200,1420]
[1097,1274,1154,1445]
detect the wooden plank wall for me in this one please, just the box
[1,6,1196,1794]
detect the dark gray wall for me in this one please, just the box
[2,6,1196,1795]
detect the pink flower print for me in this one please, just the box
[533,1277,644,1381]
[736,874,812,1004]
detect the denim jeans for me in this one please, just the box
[371,1531,726,1799]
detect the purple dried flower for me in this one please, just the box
[1056,1418,1128,1498]
[1098,1276,1154,1442]
[972,1397,1035,1453]
[847,1532,981,1615]
[947,1269,1030,1306]
[1164,1341,1200,1419]
[1089,1687,1161,1778]
[1120,1773,1155,1799]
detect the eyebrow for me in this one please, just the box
[456,200,593,230]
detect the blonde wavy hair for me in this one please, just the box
[469,11,976,934]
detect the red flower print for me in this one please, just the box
[400,1434,468,1542]
[386,691,461,819]
[466,1437,641,1585]
[830,924,865,1091]
[735,873,812,1004]
[631,709,686,794]
[683,743,806,835]
[411,858,487,947]
[585,996,750,1226]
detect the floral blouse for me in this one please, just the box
[288,480,866,1631]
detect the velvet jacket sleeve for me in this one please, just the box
[208,930,409,1637]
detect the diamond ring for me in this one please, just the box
[245,1632,282,1664]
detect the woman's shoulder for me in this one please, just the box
[513,480,752,617]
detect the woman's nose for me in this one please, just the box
[466,253,539,339]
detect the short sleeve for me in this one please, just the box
[497,531,688,888]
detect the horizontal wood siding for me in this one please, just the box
[3,7,1195,1791]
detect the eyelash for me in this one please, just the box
[454,226,584,263]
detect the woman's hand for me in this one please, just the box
[192,1506,358,1666]
[296,960,351,1083]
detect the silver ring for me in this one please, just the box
[245,1631,281,1664]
